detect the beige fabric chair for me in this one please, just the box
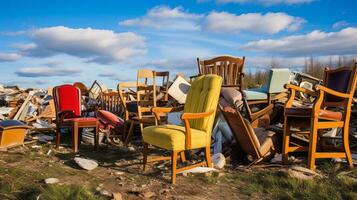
[221,106,280,164]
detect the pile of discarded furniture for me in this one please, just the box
[0,55,356,185]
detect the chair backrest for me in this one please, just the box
[323,66,357,104]
[197,56,245,88]
[53,84,81,119]
[137,69,157,110]
[221,107,261,159]
[183,75,222,137]
[155,71,170,102]
[88,80,103,101]
[117,82,139,120]
[267,68,291,93]
[73,82,89,96]
[101,91,123,117]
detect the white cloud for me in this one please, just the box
[216,0,315,5]
[241,27,357,56]
[119,6,202,31]
[15,67,82,77]
[17,26,146,64]
[332,21,349,29]
[0,53,22,62]
[203,12,305,34]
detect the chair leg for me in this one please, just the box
[143,143,148,172]
[94,123,99,150]
[308,119,318,170]
[56,127,61,148]
[72,123,79,153]
[343,125,354,168]
[124,121,134,146]
[171,151,178,184]
[180,151,186,163]
[204,146,212,168]
[282,117,290,164]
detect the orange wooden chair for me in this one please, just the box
[282,64,357,170]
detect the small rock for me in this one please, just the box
[141,184,147,188]
[112,192,123,200]
[100,189,110,197]
[142,191,156,198]
[31,145,42,149]
[115,171,125,175]
[118,182,124,186]
[44,178,59,184]
[74,157,98,171]
[288,169,314,180]
[128,146,136,152]
[182,172,188,177]
[218,172,225,177]
[211,153,226,169]
[159,188,170,195]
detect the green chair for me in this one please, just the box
[142,75,222,184]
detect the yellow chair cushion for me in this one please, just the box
[143,124,209,151]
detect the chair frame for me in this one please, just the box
[155,71,170,105]
[53,85,99,153]
[143,107,214,184]
[282,65,357,170]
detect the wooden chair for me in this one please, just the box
[155,71,170,106]
[282,64,357,170]
[142,75,222,184]
[73,82,89,97]
[53,84,99,153]
[101,91,123,117]
[197,56,245,87]
[117,81,141,145]
[220,106,281,166]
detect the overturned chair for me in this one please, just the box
[221,106,281,166]
[142,75,222,184]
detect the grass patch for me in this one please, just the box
[226,169,357,200]
[38,185,107,200]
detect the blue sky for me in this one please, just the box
[0,0,356,89]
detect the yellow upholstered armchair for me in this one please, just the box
[142,75,222,184]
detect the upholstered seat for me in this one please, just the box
[143,125,208,151]
[244,88,268,100]
[63,117,98,123]
[142,75,222,184]
[285,107,342,121]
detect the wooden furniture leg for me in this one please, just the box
[143,143,148,172]
[180,151,186,162]
[56,127,61,148]
[308,118,318,170]
[73,122,79,153]
[125,120,135,146]
[171,151,178,184]
[282,117,290,164]
[343,124,354,168]
[94,123,99,150]
[204,146,212,167]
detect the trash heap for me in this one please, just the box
[0,85,55,130]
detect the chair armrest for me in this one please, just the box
[152,106,184,125]
[181,110,215,149]
[315,85,350,98]
[285,84,316,96]
[181,110,215,120]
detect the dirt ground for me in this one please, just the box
[0,136,357,200]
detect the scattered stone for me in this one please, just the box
[74,157,98,171]
[115,171,125,175]
[44,178,59,184]
[31,145,42,149]
[182,172,188,177]
[99,189,110,197]
[141,191,156,198]
[159,188,170,195]
[128,146,136,152]
[211,153,226,169]
[112,192,123,200]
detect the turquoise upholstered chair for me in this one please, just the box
[244,68,291,104]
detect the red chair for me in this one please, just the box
[53,84,99,152]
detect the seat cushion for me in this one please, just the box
[254,128,277,156]
[244,88,268,100]
[285,107,342,121]
[143,125,209,151]
[63,117,98,123]
[96,110,123,129]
